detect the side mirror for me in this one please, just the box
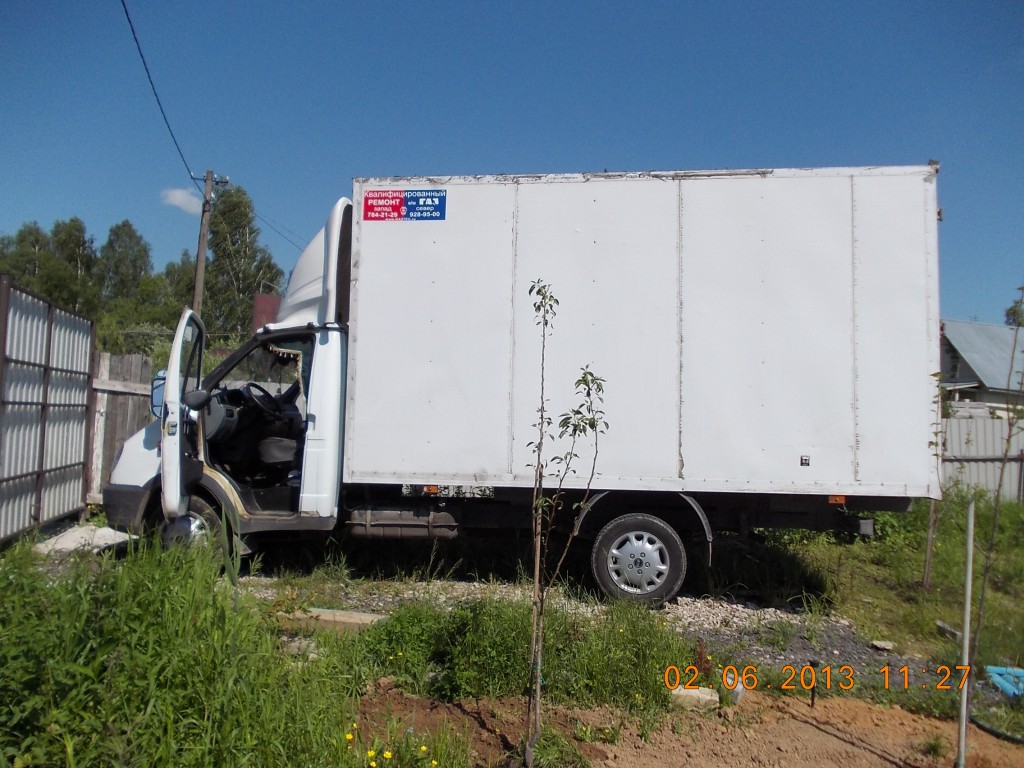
[182,389,213,411]
[151,369,166,418]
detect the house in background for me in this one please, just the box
[941,319,1024,417]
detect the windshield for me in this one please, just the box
[219,338,313,398]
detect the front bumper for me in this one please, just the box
[102,483,151,534]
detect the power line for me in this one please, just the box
[254,211,304,251]
[120,3,307,264]
[119,0,202,194]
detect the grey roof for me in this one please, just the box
[942,319,1024,393]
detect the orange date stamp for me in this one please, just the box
[664,664,972,692]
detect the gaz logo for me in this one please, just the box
[363,189,447,221]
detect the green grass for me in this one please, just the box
[1,540,702,766]
[707,487,1024,670]
[363,598,699,720]
[523,726,589,768]
[785,488,1024,668]
[729,486,1024,731]
[917,732,950,760]
[11,483,1020,761]
[0,541,467,767]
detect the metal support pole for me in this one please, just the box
[956,497,975,768]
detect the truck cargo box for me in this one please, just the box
[346,166,941,500]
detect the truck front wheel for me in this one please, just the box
[591,514,686,604]
[160,495,225,556]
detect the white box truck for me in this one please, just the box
[103,165,942,603]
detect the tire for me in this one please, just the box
[591,513,686,605]
[159,495,227,559]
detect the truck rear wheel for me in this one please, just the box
[591,513,686,604]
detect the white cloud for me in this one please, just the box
[161,188,203,216]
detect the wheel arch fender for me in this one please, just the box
[575,491,714,554]
[193,469,248,554]
[147,470,249,555]
[677,493,714,563]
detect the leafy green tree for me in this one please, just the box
[205,186,283,335]
[0,220,98,315]
[96,273,182,354]
[0,222,50,288]
[1006,295,1024,327]
[50,218,99,315]
[97,220,153,301]
[162,249,195,311]
[96,251,200,354]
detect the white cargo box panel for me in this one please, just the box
[347,167,940,498]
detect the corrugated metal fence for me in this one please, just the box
[943,417,1024,502]
[0,276,94,542]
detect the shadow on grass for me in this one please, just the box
[253,532,542,586]
[684,532,832,609]
[251,529,832,610]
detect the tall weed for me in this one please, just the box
[0,542,376,767]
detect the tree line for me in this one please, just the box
[0,186,283,353]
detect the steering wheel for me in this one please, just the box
[243,382,282,416]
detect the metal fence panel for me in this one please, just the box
[0,276,93,542]
[943,417,1024,502]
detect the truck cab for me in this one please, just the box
[103,198,351,548]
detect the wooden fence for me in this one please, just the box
[86,352,154,505]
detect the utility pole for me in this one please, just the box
[191,170,229,317]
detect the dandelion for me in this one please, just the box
[345,733,353,742]
[384,751,392,759]
[367,749,376,758]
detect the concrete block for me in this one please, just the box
[277,608,384,634]
[671,686,720,710]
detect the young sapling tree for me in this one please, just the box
[524,279,607,767]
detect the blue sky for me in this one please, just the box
[1,1,1021,323]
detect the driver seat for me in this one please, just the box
[258,437,297,465]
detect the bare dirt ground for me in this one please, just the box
[358,679,1024,767]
